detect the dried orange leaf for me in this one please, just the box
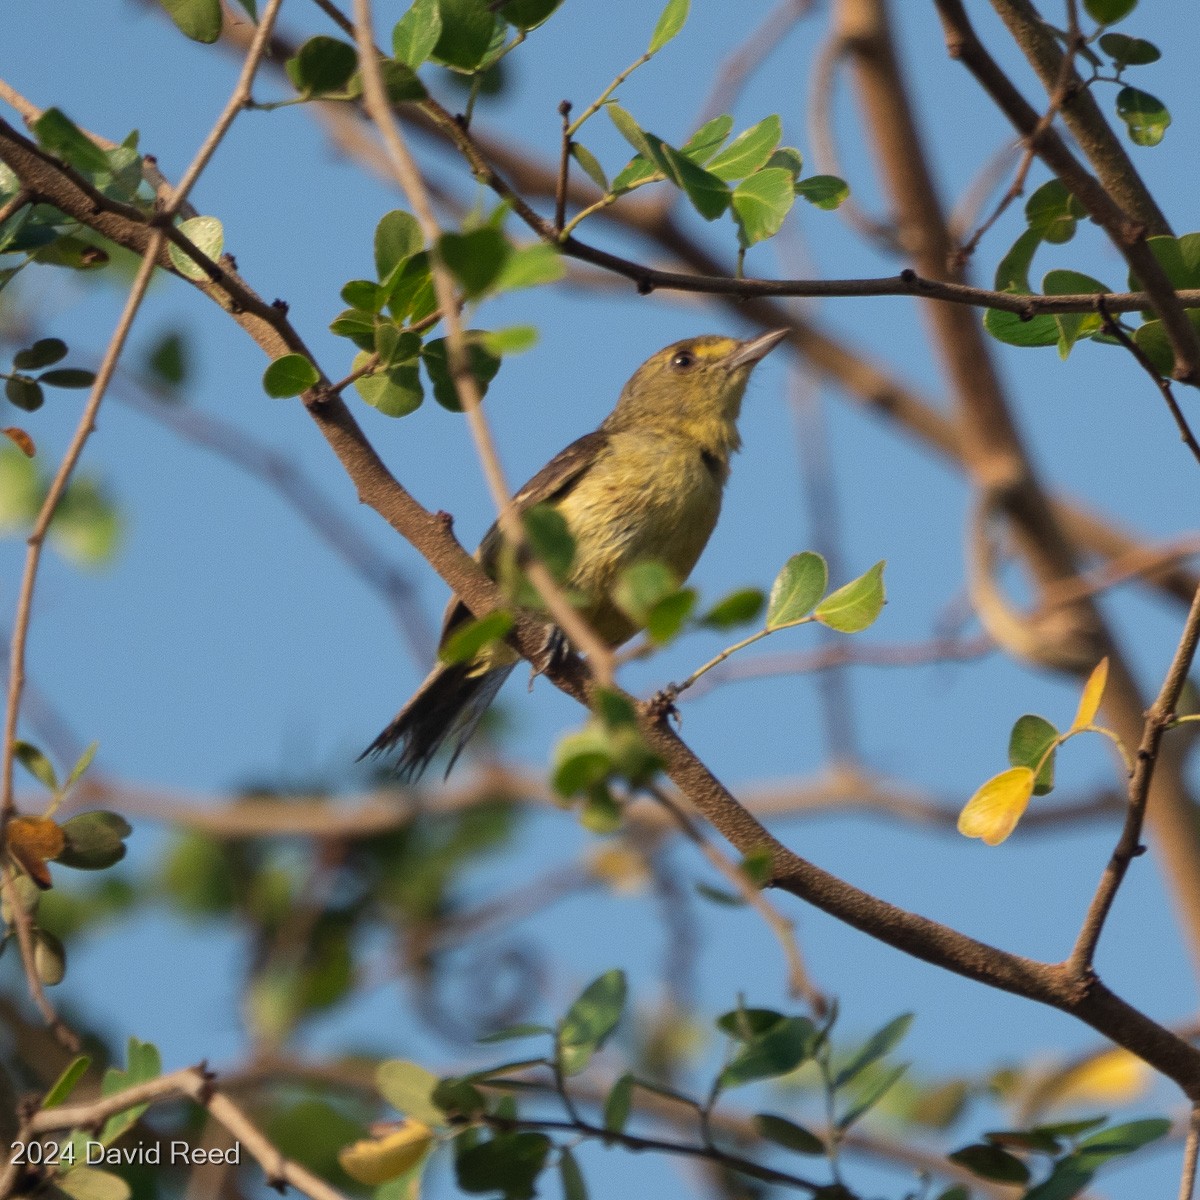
[7,815,66,888]
[957,767,1035,846]
[1071,656,1109,731]
[2,428,35,457]
[338,1120,434,1186]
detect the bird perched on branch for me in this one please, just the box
[362,328,789,780]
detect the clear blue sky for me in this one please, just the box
[3,1,1199,1196]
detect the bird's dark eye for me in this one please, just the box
[671,350,696,371]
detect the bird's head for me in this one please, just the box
[607,329,788,452]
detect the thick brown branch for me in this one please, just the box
[935,0,1200,383]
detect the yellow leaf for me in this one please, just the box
[339,1120,434,1186]
[957,767,1035,846]
[588,844,650,895]
[1048,1048,1151,1108]
[7,815,65,889]
[1071,656,1109,731]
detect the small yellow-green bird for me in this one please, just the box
[363,328,788,780]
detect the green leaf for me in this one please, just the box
[146,332,188,387]
[1135,233,1200,291]
[14,741,57,791]
[14,338,68,370]
[55,811,131,870]
[51,477,121,565]
[558,1146,587,1200]
[552,726,612,797]
[580,782,623,833]
[523,504,575,579]
[38,368,95,390]
[439,610,514,665]
[659,145,730,220]
[834,1013,913,1088]
[456,1132,551,1200]
[66,742,99,790]
[480,326,539,356]
[604,1074,634,1133]
[606,104,657,161]
[0,446,39,530]
[765,146,804,180]
[1083,0,1136,23]
[43,1055,92,1108]
[421,335,501,410]
[681,114,733,163]
[814,561,886,632]
[732,168,794,246]
[948,1143,1032,1184]
[1099,32,1160,66]
[795,174,849,210]
[375,327,421,370]
[837,1061,908,1130]
[348,58,427,103]
[1115,86,1170,147]
[377,1060,444,1125]
[558,969,626,1075]
[716,1007,785,1040]
[720,1015,816,1088]
[285,36,358,95]
[99,1038,161,1145]
[498,0,564,32]
[1025,180,1084,244]
[262,354,319,399]
[610,155,658,195]
[329,309,377,351]
[1042,268,1110,357]
[614,560,679,625]
[1076,1117,1171,1164]
[645,588,697,644]
[32,110,113,177]
[158,0,222,41]
[5,377,44,412]
[167,215,224,281]
[496,243,564,291]
[355,356,424,418]
[375,210,424,279]
[766,552,827,629]
[1022,1156,1095,1200]
[57,1167,131,1200]
[569,143,608,192]
[753,1113,824,1155]
[393,0,443,67]
[477,1023,552,1043]
[440,227,510,297]
[699,587,764,629]
[432,0,499,71]
[647,0,689,54]
[706,115,782,182]
[1008,713,1058,795]
[343,279,385,312]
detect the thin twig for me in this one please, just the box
[648,784,826,1013]
[350,0,615,683]
[955,4,1082,267]
[554,100,570,234]
[1097,298,1200,466]
[0,0,285,1039]
[1180,1106,1200,1200]
[13,1065,350,1200]
[0,185,30,228]
[1070,580,1200,973]
[696,0,816,124]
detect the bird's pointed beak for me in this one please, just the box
[724,328,789,371]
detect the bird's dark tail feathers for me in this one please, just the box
[359,661,513,782]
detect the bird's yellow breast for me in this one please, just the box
[554,429,725,644]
